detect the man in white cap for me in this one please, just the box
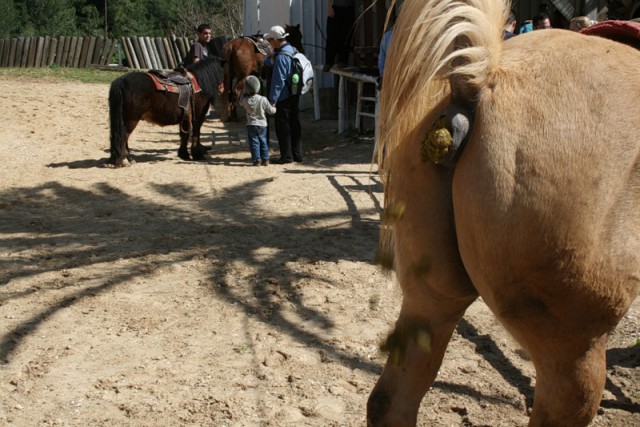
[263,25,303,164]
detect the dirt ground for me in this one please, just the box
[0,77,638,426]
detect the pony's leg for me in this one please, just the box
[499,315,609,426]
[367,152,477,426]
[123,120,138,164]
[178,123,191,161]
[190,101,209,161]
[530,336,607,426]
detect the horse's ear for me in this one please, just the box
[296,24,300,29]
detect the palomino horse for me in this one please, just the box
[108,57,223,166]
[220,24,304,121]
[368,0,640,426]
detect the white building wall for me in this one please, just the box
[244,0,332,87]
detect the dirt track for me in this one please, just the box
[0,78,638,426]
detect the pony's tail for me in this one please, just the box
[108,77,126,163]
[378,0,508,167]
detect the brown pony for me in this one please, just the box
[220,25,305,121]
[108,57,223,166]
[368,0,640,426]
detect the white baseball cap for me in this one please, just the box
[264,25,288,40]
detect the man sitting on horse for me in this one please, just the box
[183,24,212,66]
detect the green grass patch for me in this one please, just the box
[0,66,127,84]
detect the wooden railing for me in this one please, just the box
[0,35,194,70]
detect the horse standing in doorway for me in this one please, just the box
[368,0,640,426]
[220,24,304,122]
[107,57,224,166]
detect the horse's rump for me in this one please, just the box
[370,0,640,425]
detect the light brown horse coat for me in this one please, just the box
[368,0,640,425]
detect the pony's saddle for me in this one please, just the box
[245,36,272,56]
[146,69,202,111]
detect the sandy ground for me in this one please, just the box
[0,77,638,426]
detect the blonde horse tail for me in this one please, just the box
[377,0,508,169]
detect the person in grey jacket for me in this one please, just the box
[238,75,277,166]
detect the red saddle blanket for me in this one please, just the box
[581,20,640,50]
[146,72,202,94]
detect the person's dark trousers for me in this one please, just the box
[325,5,355,66]
[275,95,302,162]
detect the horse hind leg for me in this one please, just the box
[368,291,476,426]
[502,312,610,426]
[367,156,478,425]
[529,336,608,427]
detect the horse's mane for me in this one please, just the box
[378,0,507,171]
[285,24,305,53]
[187,57,224,98]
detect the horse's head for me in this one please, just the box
[285,24,305,54]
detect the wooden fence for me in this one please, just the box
[0,35,195,70]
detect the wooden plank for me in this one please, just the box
[119,38,130,67]
[47,37,57,66]
[7,38,18,67]
[105,39,116,66]
[162,37,176,69]
[170,35,181,65]
[73,36,84,67]
[121,38,135,68]
[155,37,168,69]
[176,37,187,64]
[129,37,142,69]
[92,36,103,65]
[79,36,90,67]
[41,36,51,66]
[99,38,112,65]
[15,37,24,67]
[143,37,158,69]
[60,36,71,67]
[34,36,45,67]
[85,36,96,66]
[0,40,5,67]
[153,37,165,68]
[55,36,65,66]
[149,37,161,69]
[138,37,152,69]
[130,37,144,69]
[26,37,37,67]
[21,37,30,67]
[64,36,76,67]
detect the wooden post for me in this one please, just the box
[27,37,38,67]
[92,36,103,65]
[79,36,90,67]
[20,37,30,67]
[71,37,84,68]
[7,37,18,67]
[55,36,65,66]
[42,36,51,66]
[85,36,97,67]
[61,36,72,67]
[126,37,141,69]
[34,36,45,67]
[6,38,18,67]
[145,37,160,69]
[66,37,77,67]
[131,37,146,69]
[155,37,168,69]
[47,37,57,66]
[105,38,116,66]
[163,37,175,69]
